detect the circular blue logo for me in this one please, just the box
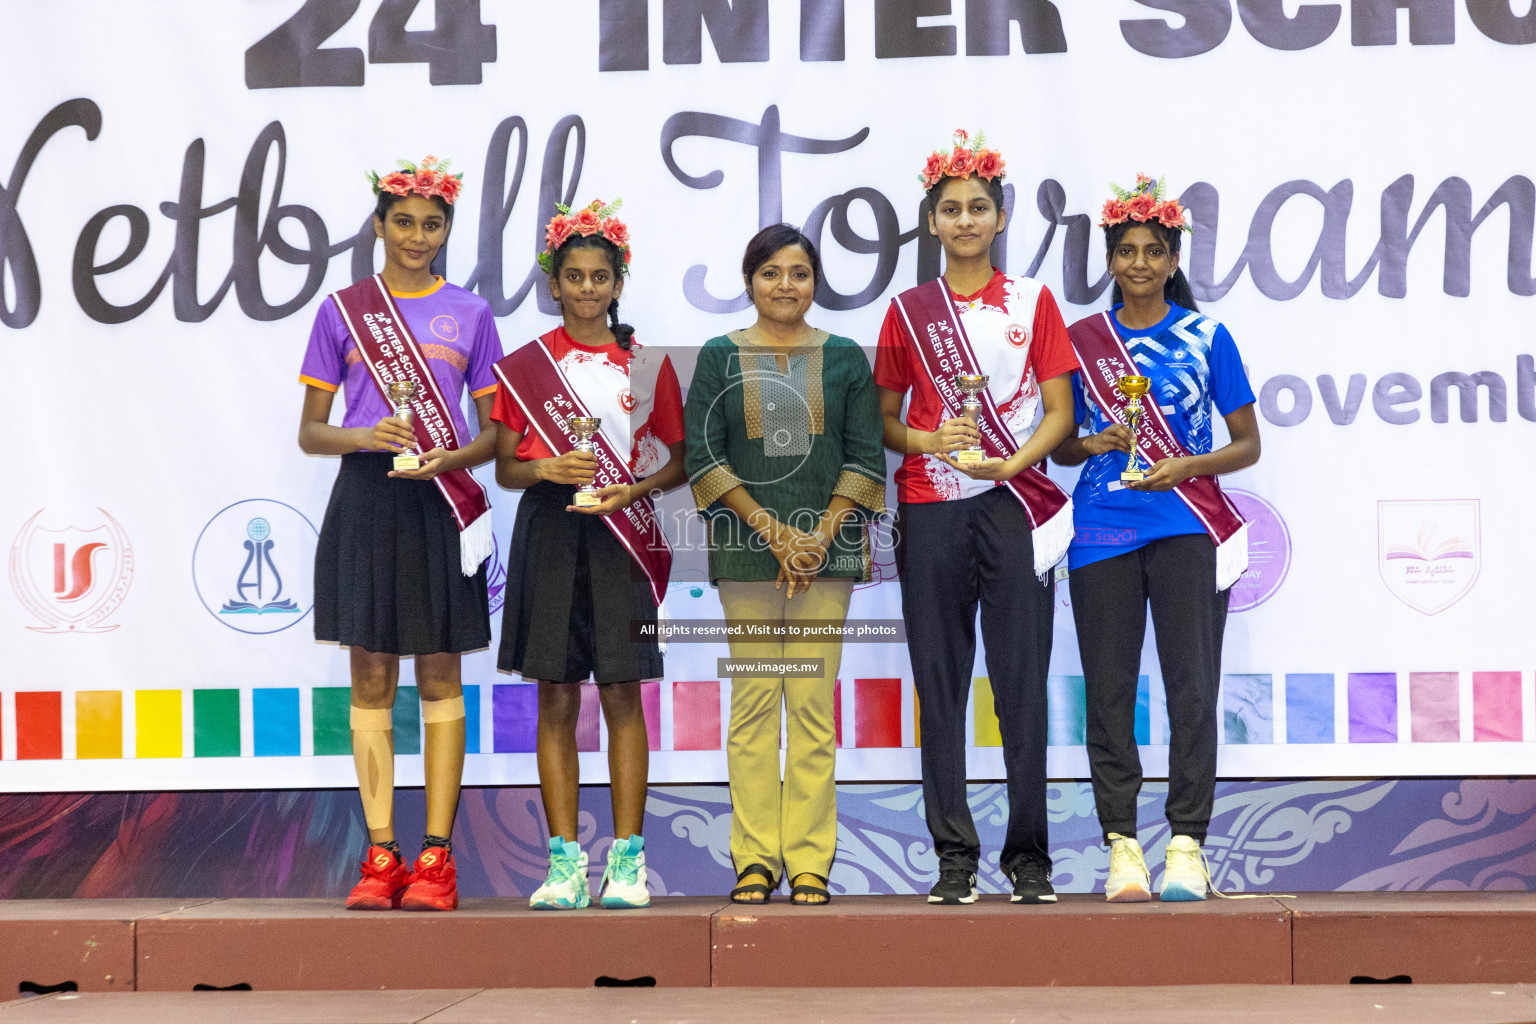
[193,499,317,634]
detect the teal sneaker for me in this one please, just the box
[1159,835,1209,901]
[529,837,590,910]
[600,835,650,909]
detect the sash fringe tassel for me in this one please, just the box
[1032,499,1074,581]
[1214,522,1250,593]
[458,509,494,576]
[655,597,670,656]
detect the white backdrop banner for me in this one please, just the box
[4,1,1533,791]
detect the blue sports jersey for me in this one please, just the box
[1068,303,1256,571]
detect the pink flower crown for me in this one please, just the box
[539,199,632,275]
[1099,173,1191,232]
[367,155,464,205]
[919,129,1006,190]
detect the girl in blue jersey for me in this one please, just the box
[1052,176,1261,903]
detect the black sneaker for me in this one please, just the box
[1010,862,1058,904]
[928,867,978,905]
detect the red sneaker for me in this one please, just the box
[401,847,458,911]
[346,845,409,910]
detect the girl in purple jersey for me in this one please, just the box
[297,157,503,912]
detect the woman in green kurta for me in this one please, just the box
[684,224,887,906]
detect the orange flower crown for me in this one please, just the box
[919,129,1006,190]
[367,155,464,205]
[1099,173,1191,233]
[539,198,632,275]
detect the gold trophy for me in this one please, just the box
[1116,375,1151,483]
[386,381,420,472]
[569,416,603,508]
[954,374,990,464]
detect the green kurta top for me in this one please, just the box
[684,331,888,584]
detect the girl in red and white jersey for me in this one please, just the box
[874,131,1080,906]
[491,201,686,910]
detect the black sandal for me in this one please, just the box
[730,864,776,904]
[790,873,831,905]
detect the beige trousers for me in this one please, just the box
[718,578,854,883]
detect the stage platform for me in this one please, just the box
[4,893,1536,995]
[4,986,1536,1024]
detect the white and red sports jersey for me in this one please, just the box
[492,326,684,476]
[875,269,1077,504]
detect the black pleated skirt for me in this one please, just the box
[498,482,662,684]
[314,452,491,655]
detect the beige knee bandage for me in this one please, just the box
[421,696,467,841]
[350,705,396,836]
[422,695,466,724]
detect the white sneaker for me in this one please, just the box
[530,836,590,910]
[1160,835,1208,901]
[1105,833,1151,903]
[600,835,651,909]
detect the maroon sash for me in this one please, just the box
[1067,311,1249,591]
[494,340,673,608]
[892,279,1073,578]
[330,276,494,576]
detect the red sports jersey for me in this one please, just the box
[875,270,1077,504]
[492,326,685,476]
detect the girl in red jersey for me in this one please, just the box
[875,132,1079,906]
[491,201,686,909]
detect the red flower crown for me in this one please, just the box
[1099,173,1191,233]
[367,155,464,205]
[919,129,1006,190]
[539,199,632,275]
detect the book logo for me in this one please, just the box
[1378,499,1480,615]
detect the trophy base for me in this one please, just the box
[573,490,602,508]
[956,449,984,465]
[393,453,420,472]
[1120,469,1145,484]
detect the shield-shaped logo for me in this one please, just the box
[1378,499,1480,615]
[8,509,134,633]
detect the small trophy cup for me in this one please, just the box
[386,381,420,472]
[954,374,990,464]
[569,416,603,508]
[1116,375,1152,483]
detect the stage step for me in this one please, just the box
[3,985,1535,1024]
[1290,892,1536,984]
[6,893,1536,994]
[133,897,718,991]
[710,894,1294,987]
[0,899,214,996]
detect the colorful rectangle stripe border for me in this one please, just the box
[0,672,1530,759]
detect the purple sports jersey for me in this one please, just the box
[299,278,502,442]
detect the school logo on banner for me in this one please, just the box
[193,499,317,634]
[1227,489,1291,613]
[1378,499,1480,615]
[8,508,135,633]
